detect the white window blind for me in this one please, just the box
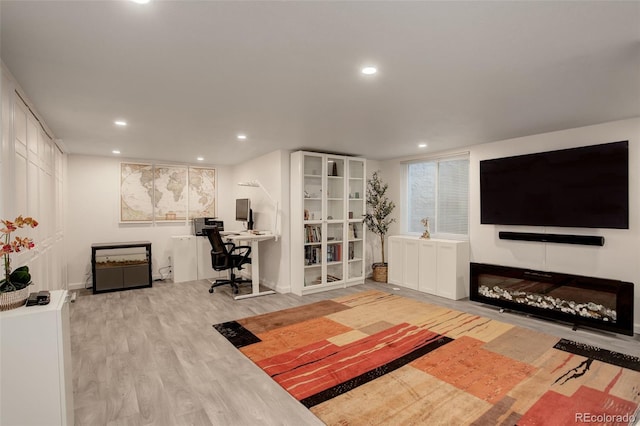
[406,155,469,236]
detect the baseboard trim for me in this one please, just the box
[68,282,87,291]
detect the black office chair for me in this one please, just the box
[204,227,252,295]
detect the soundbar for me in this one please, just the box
[498,232,604,246]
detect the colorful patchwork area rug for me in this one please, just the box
[213,290,640,425]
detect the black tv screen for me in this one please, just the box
[235,198,251,222]
[480,141,628,229]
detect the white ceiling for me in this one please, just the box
[1,1,639,166]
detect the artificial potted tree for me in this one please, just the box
[364,171,396,283]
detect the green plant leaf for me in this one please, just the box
[9,266,31,285]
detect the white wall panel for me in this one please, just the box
[13,100,26,148]
[14,153,28,215]
[27,160,39,235]
[27,116,38,157]
[1,67,67,292]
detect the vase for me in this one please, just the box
[0,286,30,311]
[420,218,431,239]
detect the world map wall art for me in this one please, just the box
[120,163,216,223]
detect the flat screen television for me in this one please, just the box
[480,141,628,229]
[235,198,253,229]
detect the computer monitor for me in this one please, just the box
[235,198,253,229]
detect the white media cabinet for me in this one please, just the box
[388,236,469,300]
[0,290,74,425]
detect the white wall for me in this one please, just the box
[66,155,234,288]
[232,149,290,293]
[382,117,640,333]
[66,150,291,293]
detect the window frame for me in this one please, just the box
[401,152,470,240]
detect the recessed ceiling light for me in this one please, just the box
[112,150,121,154]
[196,157,204,161]
[361,66,378,75]
[237,134,247,140]
[114,120,127,126]
[418,143,427,148]
[130,0,150,4]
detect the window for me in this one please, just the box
[405,155,469,237]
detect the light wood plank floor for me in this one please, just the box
[70,279,639,426]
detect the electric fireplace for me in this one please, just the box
[470,263,634,336]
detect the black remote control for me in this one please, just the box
[26,292,39,306]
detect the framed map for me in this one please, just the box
[153,165,188,221]
[120,163,154,222]
[188,167,216,219]
[120,163,216,223]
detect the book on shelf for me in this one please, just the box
[326,244,342,262]
[305,225,322,243]
[305,246,322,265]
[348,223,359,239]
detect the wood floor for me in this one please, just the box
[70,279,639,426]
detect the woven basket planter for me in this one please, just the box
[0,287,30,311]
[372,265,388,283]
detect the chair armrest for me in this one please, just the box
[231,245,252,264]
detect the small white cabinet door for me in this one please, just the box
[418,240,437,294]
[171,236,197,283]
[436,241,469,300]
[388,236,404,285]
[403,239,420,290]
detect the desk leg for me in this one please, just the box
[234,239,276,300]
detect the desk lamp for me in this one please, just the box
[237,180,279,241]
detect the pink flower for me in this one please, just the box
[2,216,38,284]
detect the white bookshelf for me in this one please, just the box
[291,151,366,295]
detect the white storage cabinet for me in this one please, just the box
[388,236,469,300]
[1,290,74,425]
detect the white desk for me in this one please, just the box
[225,232,277,300]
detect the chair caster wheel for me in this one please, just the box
[209,288,214,293]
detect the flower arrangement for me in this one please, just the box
[1,215,38,293]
